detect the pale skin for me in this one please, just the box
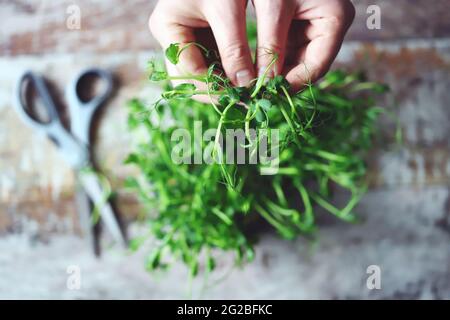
[149,0,355,92]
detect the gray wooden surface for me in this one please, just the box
[0,0,449,299]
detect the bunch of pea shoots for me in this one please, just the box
[125,41,388,279]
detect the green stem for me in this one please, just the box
[167,75,206,82]
[213,101,235,159]
[281,86,300,122]
[294,181,314,230]
[251,54,278,98]
[279,103,301,148]
[255,204,294,238]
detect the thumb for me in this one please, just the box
[149,15,208,76]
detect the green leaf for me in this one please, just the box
[218,94,231,107]
[165,43,180,65]
[255,108,266,123]
[373,83,390,94]
[127,98,146,112]
[124,153,139,165]
[123,177,139,189]
[149,71,168,81]
[129,236,146,252]
[190,260,199,277]
[267,75,290,93]
[173,83,197,99]
[258,99,272,111]
[246,247,255,262]
[207,63,218,78]
[325,70,346,84]
[226,87,240,102]
[174,83,196,91]
[162,83,197,99]
[207,256,216,272]
[127,114,139,129]
[145,249,161,271]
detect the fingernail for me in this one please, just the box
[258,66,274,78]
[236,70,253,87]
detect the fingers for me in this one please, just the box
[149,0,354,94]
[149,4,208,77]
[205,1,255,87]
[149,1,213,103]
[150,0,254,88]
[284,32,341,91]
[253,0,295,78]
[286,0,355,91]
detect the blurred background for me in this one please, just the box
[0,0,449,299]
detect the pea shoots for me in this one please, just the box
[125,42,388,278]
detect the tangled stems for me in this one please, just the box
[125,41,389,278]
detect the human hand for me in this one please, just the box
[149,0,355,91]
[149,0,255,88]
[253,0,355,91]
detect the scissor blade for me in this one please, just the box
[75,189,101,256]
[79,171,126,247]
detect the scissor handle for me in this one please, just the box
[15,72,61,127]
[66,68,113,145]
[14,71,88,169]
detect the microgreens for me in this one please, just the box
[125,37,389,280]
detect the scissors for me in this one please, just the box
[14,68,127,255]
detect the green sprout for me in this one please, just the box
[125,40,389,279]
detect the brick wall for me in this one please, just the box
[0,0,449,299]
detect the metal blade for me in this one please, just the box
[79,171,126,247]
[75,189,101,256]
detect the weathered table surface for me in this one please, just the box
[0,0,450,299]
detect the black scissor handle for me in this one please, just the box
[15,72,62,128]
[68,68,113,111]
[14,71,89,169]
[66,68,113,145]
